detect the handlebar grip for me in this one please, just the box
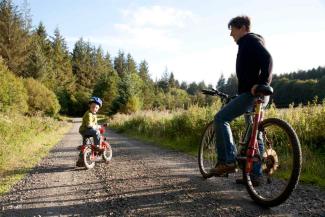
[201,89,217,95]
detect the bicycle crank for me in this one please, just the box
[262,148,279,175]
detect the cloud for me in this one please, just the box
[121,5,195,28]
[111,6,197,53]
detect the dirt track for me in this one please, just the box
[0,119,324,217]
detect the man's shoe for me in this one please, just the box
[209,162,236,176]
[235,178,245,185]
[235,175,264,187]
[250,175,263,187]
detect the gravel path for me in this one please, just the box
[1,120,324,217]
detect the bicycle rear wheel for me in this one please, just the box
[198,121,218,178]
[244,118,302,207]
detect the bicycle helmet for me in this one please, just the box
[89,96,102,107]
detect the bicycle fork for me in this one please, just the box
[245,98,264,173]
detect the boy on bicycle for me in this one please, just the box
[76,96,103,166]
[210,15,273,186]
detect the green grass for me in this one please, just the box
[109,101,325,188]
[0,112,72,195]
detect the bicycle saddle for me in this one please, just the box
[255,85,273,96]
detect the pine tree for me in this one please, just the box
[111,72,143,114]
[113,50,127,77]
[25,22,52,79]
[187,82,199,95]
[180,81,188,90]
[104,52,114,70]
[0,0,31,76]
[138,60,154,109]
[126,53,137,74]
[168,72,176,88]
[139,60,150,81]
[72,38,95,91]
[94,46,108,78]
[157,68,170,92]
[217,74,226,89]
[49,28,74,92]
[93,69,120,114]
[49,28,75,114]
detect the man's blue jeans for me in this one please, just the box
[214,92,269,176]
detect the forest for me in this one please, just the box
[1,0,324,119]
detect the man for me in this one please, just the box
[210,15,273,185]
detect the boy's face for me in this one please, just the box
[90,103,100,113]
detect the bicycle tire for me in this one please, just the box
[244,118,302,207]
[198,121,217,179]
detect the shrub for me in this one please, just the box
[110,101,325,186]
[70,90,91,116]
[0,58,28,114]
[24,78,60,116]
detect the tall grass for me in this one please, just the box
[0,112,71,195]
[110,100,325,187]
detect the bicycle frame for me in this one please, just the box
[81,126,109,160]
[245,97,265,173]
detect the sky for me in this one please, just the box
[13,0,325,85]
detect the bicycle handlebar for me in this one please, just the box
[201,88,228,98]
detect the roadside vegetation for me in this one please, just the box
[0,56,71,195]
[0,113,71,195]
[110,101,325,187]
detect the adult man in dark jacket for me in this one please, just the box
[210,16,273,185]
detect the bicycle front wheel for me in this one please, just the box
[198,121,218,179]
[245,118,302,207]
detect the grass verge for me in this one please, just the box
[0,113,72,195]
[109,103,325,188]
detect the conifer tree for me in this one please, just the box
[0,0,31,76]
[49,28,74,92]
[113,50,127,77]
[126,53,137,74]
[72,38,95,91]
[25,22,52,79]
[139,60,150,81]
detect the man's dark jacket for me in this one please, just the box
[236,33,273,94]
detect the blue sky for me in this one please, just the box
[14,0,325,85]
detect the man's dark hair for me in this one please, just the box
[228,15,251,31]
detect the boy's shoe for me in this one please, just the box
[209,162,236,176]
[94,145,101,152]
[76,158,84,167]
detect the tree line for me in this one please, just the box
[0,0,323,117]
[216,67,325,107]
[0,0,221,116]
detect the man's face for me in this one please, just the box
[230,26,248,42]
[90,103,99,113]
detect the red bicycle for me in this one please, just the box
[79,124,113,169]
[198,85,302,207]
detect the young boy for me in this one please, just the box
[76,96,103,167]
